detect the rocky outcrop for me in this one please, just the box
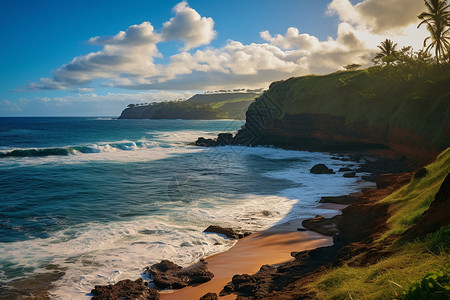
[199,292,218,300]
[203,225,251,239]
[193,137,217,147]
[320,195,359,205]
[302,215,341,236]
[310,164,334,174]
[91,278,160,300]
[195,70,449,168]
[145,260,214,290]
[414,167,428,179]
[338,167,353,172]
[343,172,356,178]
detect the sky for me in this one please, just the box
[0,0,428,116]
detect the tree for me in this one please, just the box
[418,0,450,66]
[343,64,362,71]
[373,39,398,65]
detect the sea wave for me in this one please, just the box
[0,141,157,158]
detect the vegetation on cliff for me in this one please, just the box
[255,63,450,142]
[309,148,450,299]
[119,92,260,120]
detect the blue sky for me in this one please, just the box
[0,0,427,116]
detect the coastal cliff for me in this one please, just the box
[118,92,259,120]
[200,69,450,166]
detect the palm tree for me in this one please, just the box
[373,39,398,65]
[418,0,450,66]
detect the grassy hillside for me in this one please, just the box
[249,66,450,147]
[309,148,450,299]
[119,92,259,119]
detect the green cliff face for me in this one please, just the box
[236,68,450,164]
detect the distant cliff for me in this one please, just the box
[200,68,450,166]
[118,93,259,120]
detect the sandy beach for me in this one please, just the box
[161,218,333,299]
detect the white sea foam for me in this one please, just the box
[0,143,204,169]
[1,132,373,299]
[0,128,234,169]
[151,129,229,145]
[0,190,300,299]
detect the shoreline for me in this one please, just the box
[86,155,380,300]
[157,177,377,299]
[160,219,334,300]
[159,201,352,299]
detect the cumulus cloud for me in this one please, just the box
[328,0,424,34]
[122,41,309,90]
[89,21,160,46]
[260,27,320,51]
[25,0,428,94]
[162,1,216,50]
[26,21,162,90]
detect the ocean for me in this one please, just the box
[0,117,369,299]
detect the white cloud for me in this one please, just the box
[328,0,424,34]
[161,1,216,50]
[260,27,320,51]
[25,0,429,94]
[26,21,162,90]
[89,21,160,46]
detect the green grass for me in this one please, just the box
[308,148,450,299]
[379,148,450,239]
[210,95,257,109]
[313,227,449,299]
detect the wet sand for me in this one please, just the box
[161,219,333,300]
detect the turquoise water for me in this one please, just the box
[0,117,366,298]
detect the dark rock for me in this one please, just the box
[414,167,428,179]
[91,278,160,300]
[231,274,257,295]
[297,228,307,231]
[217,133,233,146]
[376,174,396,189]
[219,281,235,296]
[261,210,271,216]
[146,260,213,290]
[194,137,217,147]
[356,157,410,175]
[361,175,378,182]
[343,172,356,178]
[310,164,334,174]
[320,195,359,205]
[338,167,353,172]
[203,225,250,239]
[199,292,218,300]
[302,215,342,236]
